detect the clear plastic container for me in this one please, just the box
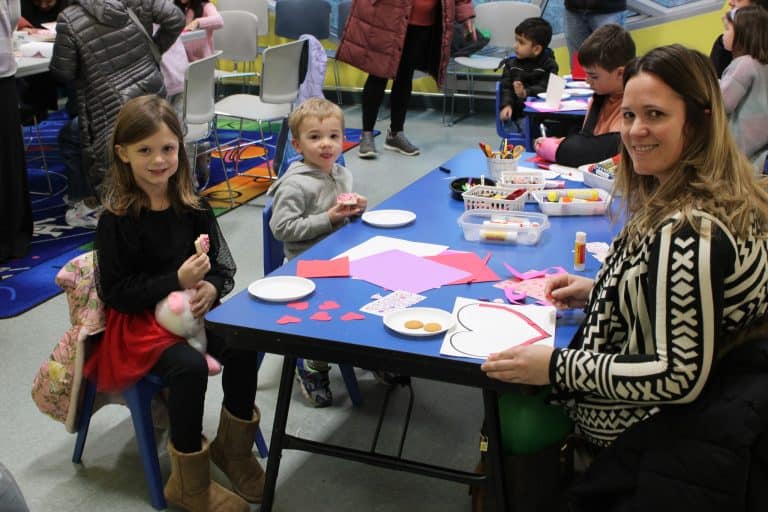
[499,170,546,201]
[458,210,549,245]
[487,155,520,179]
[462,184,527,212]
[580,166,615,193]
[531,188,611,216]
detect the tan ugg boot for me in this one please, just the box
[210,406,266,503]
[164,437,250,512]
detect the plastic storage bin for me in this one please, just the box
[581,166,615,193]
[499,170,546,201]
[458,210,549,245]
[462,184,527,212]
[531,188,611,216]
[487,155,521,179]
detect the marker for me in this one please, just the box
[539,123,547,138]
[438,166,451,173]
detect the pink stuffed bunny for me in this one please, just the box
[155,289,221,375]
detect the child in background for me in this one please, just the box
[535,24,635,167]
[498,17,558,132]
[174,0,222,62]
[719,5,768,174]
[88,96,263,509]
[709,0,768,78]
[267,98,367,407]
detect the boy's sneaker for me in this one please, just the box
[384,130,419,156]
[295,358,332,408]
[65,200,102,229]
[358,131,378,159]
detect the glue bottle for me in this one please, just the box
[573,231,586,271]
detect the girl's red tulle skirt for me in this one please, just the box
[84,307,183,392]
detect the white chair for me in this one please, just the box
[214,39,308,180]
[445,1,541,125]
[213,10,260,94]
[182,50,237,208]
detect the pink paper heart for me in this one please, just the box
[287,301,309,310]
[276,315,301,325]
[340,312,365,321]
[310,311,332,321]
[318,300,340,310]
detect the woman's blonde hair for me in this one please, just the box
[101,95,199,217]
[614,44,768,242]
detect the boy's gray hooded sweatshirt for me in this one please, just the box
[267,160,354,261]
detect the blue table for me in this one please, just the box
[523,99,587,151]
[206,148,621,511]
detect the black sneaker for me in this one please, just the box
[384,130,419,156]
[295,358,332,408]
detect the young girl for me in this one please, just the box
[720,5,768,174]
[174,0,223,62]
[85,96,263,510]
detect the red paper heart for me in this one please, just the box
[340,312,365,321]
[276,315,301,325]
[287,301,309,310]
[318,300,340,310]
[310,311,332,321]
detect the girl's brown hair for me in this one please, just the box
[614,44,768,242]
[101,95,199,217]
[729,5,768,63]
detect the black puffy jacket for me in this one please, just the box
[50,0,184,193]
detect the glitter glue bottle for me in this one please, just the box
[574,231,586,271]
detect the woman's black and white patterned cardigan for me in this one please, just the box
[549,209,768,446]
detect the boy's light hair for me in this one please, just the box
[578,24,636,71]
[288,97,345,139]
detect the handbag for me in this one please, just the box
[451,23,490,58]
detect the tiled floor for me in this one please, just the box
[1,105,499,511]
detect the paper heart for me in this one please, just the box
[287,301,309,310]
[340,312,365,321]
[310,311,332,321]
[276,315,301,325]
[318,300,340,310]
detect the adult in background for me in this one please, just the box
[564,0,626,63]
[0,0,33,263]
[50,0,184,229]
[336,0,475,159]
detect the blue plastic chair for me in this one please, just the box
[261,191,362,406]
[495,81,529,151]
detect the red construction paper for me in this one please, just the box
[296,257,350,278]
[426,251,500,285]
[310,311,332,321]
[340,312,365,321]
[287,301,309,310]
[318,300,340,310]
[277,315,301,325]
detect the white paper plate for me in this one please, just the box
[383,307,455,337]
[248,276,316,302]
[568,88,593,96]
[566,81,590,88]
[537,92,571,100]
[362,209,416,228]
[538,169,560,180]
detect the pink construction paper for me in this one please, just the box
[277,315,301,325]
[426,251,500,285]
[349,249,471,294]
[318,300,340,310]
[310,311,332,321]
[287,301,309,310]
[505,288,527,304]
[340,312,365,321]
[296,257,350,278]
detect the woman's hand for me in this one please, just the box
[545,273,594,310]
[481,345,554,385]
[184,19,200,31]
[463,18,476,41]
[177,253,211,289]
[189,280,217,318]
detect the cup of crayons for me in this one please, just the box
[481,140,525,179]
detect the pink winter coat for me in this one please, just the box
[335,0,475,88]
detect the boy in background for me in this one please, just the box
[536,24,635,167]
[267,98,367,407]
[498,17,558,132]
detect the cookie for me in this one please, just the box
[194,234,210,255]
[337,192,358,206]
[404,320,424,330]
[423,322,442,332]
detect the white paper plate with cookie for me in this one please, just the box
[383,307,455,337]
